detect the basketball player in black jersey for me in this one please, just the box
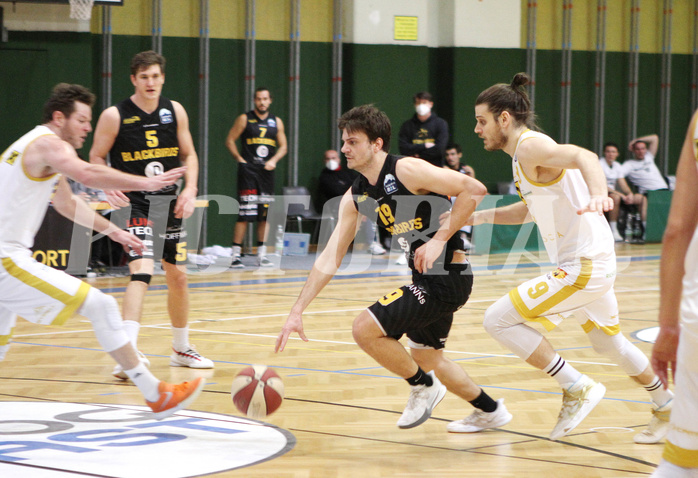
[276,105,512,433]
[90,51,213,379]
[226,87,287,268]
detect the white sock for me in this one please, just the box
[122,320,140,349]
[172,326,189,351]
[643,376,674,407]
[544,354,583,388]
[609,221,618,233]
[124,363,160,401]
[258,245,267,257]
[232,245,242,258]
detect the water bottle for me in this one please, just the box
[275,225,285,256]
[624,212,634,243]
[633,212,644,243]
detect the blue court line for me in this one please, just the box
[11,341,653,406]
[95,253,662,294]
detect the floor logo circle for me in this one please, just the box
[0,402,295,477]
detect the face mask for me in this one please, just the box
[326,159,339,171]
[415,103,431,116]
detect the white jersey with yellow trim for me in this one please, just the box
[0,125,60,255]
[512,130,615,265]
[681,114,698,330]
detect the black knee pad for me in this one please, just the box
[131,273,152,284]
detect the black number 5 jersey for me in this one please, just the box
[109,97,180,205]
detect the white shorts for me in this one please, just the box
[0,250,91,333]
[664,326,698,467]
[508,258,620,334]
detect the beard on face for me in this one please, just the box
[484,126,508,151]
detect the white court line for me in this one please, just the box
[11,304,621,369]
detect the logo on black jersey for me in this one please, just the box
[159,108,173,124]
[123,116,141,125]
[267,118,277,128]
[384,174,398,195]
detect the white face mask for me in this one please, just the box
[415,103,431,116]
[326,159,339,171]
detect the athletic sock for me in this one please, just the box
[125,363,160,402]
[643,376,674,407]
[171,326,189,351]
[122,320,140,349]
[544,353,583,388]
[469,389,498,413]
[406,367,433,387]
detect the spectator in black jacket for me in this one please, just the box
[318,149,357,207]
[398,91,449,167]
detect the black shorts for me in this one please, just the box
[237,162,274,222]
[367,265,473,349]
[125,196,187,265]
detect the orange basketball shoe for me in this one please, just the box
[147,377,205,420]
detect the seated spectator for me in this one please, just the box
[622,134,669,235]
[600,142,639,241]
[445,143,475,178]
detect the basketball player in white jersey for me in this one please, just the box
[650,109,698,477]
[469,73,673,441]
[0,83,204,419]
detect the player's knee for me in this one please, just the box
[587,328,648,376]
[484,296,519,338]
[131,273,152,285]
[166,268,188,290]
[81,290,122,331]
[352,311,380,346]
[80,290,129,353]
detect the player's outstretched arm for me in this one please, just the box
[52,177,147,256]
[397,157,486,272]
[276,191,359,352]
[172,101,199,219]
[265,117,287,171]
[519,138,612,215]
[653,111,698,388]
[225,114,248,163]
[88,106,130,208]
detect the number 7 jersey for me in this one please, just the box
[108,97,180,205]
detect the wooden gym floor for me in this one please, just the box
[1,243,667,477]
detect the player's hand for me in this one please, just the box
[623,194,635,205]
[275,311,308,353]
[413,238,446,273]
[143,166,187,191]
[651,325,680,389]
[174,188,197,219]
[104,189,130,209]
[577,195,613,215]
[109,229,146,255]
[264,161,277,171]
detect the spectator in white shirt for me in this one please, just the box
[622,134,669,230]
[600,142,642,241]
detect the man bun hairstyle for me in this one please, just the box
[42,83,95,124]
[476,72,537,129]
[338,104,392,153]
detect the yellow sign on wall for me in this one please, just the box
[394,16,418,41]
